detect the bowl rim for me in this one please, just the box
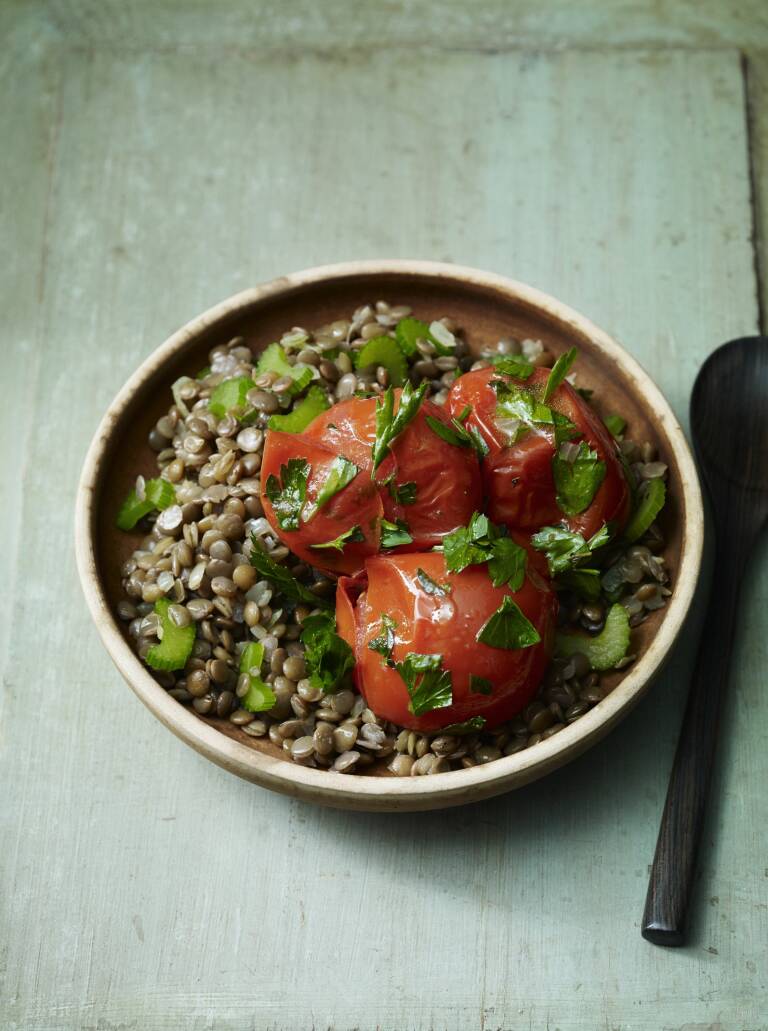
[75,259,704,811]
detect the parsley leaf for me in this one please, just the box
[368,614,397,665]
[552,410,579,448]
[425,414,488,459]
[249,536,332,608]
[416,568,451,596]
[304,456,359,521]
[603,413,627,438]
[530,524,610,576]
[552,442,606,515]
[476,596,541,650]
[380,518,413,548]
[310,525,365,552]
[389,480,417,505]
[490,355,534,378]
[554,568,602,601]
[492,380,553,443]
[486,537,527,591]
[542,346,578,402]
[301,611,355,693]
[265,457,310,531]
[371,381,428,473]
[441,717,487,734]
[469,674,493,695]
[442,512,528,589]
[395,652,453,717]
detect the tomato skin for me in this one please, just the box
[261,390,483,574]
[260,430,382,576]
[447,367,630,538]
[337,552,556,732]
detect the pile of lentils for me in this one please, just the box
[117,301,671,776]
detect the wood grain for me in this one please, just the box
[2,20,767,1031]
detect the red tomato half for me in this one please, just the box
[447,367,630,538]
[261,390,483,574]
[337,552,556,732]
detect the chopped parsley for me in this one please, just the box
[371,381,428,473]
[301,611,355,693]
[530,523,611,576]
[425,414,488,459]
[389,480,417,505]
[416,568,451,596]
[441,511,528,590]
[603,413,627,439]
[380,518,413,548]
[249,536,332,608]
[303,456,359,521]
[264,457,309,531]
[368,614,397,665]
[441,717,487,734]
[476,596,541,650]
[542,346,578,402]
[492,379,553,443]
[310,525,365,552]
[554,568,602,601]
[552,441,606,516]
[394,652,453,717]
[490,354,534,379]
[469,674,493,695]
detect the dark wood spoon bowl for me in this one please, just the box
[75,261,704,811]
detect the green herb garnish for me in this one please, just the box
[490,355,534,379]
[469,674,493,695]
[425,414,488,459]
[249,536,332,608]
[442,512,528,590]
[476,596,541,650]
[239,641,276,712]
[624,478,666,542]
[555,603,630,670]
[268,385,330,432]
[492,380,553,443]
[389,480,417,505]
[354,336,408,386]
[368,614,397,665]
[604,414,627,439]
[255,343,313,395]
[530,523,610,576]
[310,525,365,552]
[395,652,453,717]
[145,598,196,672]
[303,456,359,522]
[486,537,527,591]
[542,346,578,402]
[301,611,355,693]
[116,478,176,531]
[441,717,487,734]
[264,457,310,531]
[380,518,413,548]
[416,568,451,596]
[208,376,256,419]
[371,381,429,473]
[554,568,602,601]
[552,442,606,516]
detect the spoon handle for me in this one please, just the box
[641,522,748,945]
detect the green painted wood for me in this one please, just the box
[1,22,766,1031]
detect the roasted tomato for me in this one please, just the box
[337,552,557,732]
[447,366,630,538]
[260,389,483,574]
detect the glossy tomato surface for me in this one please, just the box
[260,389,482,574]
[447,366,630,538]
[337,552,557,732]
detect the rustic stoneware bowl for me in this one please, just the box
[76,261,704,812]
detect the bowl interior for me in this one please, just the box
[92,266,687,786]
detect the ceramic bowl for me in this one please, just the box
[75,261,704,811]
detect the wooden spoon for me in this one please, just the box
[642,335,768,946]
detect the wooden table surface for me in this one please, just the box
[2,3,767,1028]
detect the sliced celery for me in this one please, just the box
[624,478,666,542]
[239,641,276,712]
[555,603,630,671]
[268,385,330,432]
[208,376,256,418]
[116,478,176,530]
[255,343,313,395]
[145,598,196,672]
[354,336,408,386]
